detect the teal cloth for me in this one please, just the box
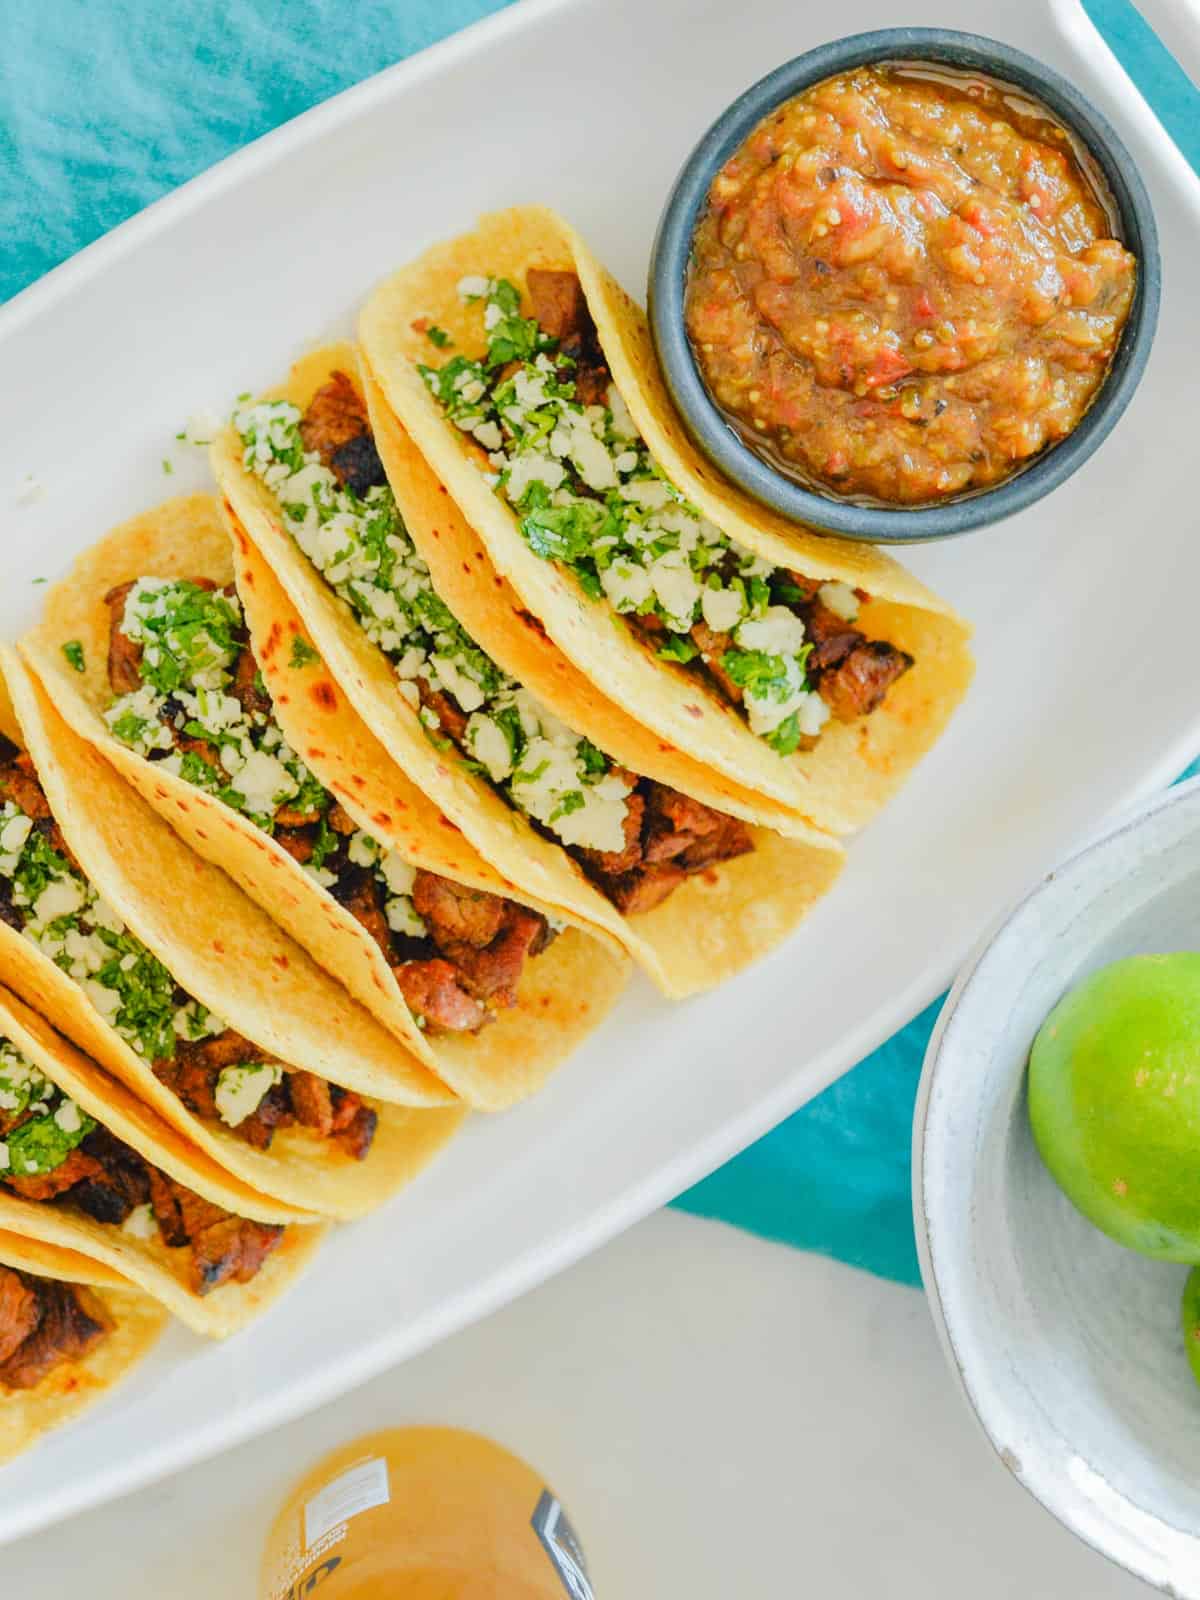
[2,0,1193,1285]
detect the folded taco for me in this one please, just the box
[0,1227,165,1465]
[211,348,844,999]
[358,206,973,836]
[0,651,463,1219]
[0,979,323,1336]
[22,496,628,1110]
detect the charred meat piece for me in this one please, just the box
[818,641,913,722]
[0,889,22,932]
[640,784,725,865]
[526,269,611,406]
[147,1168,283,1295]
[68,1129,152,1225]
[394,959,490,1033]
[416,679,470,746]
[289,1070,335,1139]
[104,580,142,692]
[233,1080,294,1154]
[526,269,590,343]
[3,1147,104,1203]
[0,1267,39,1366]
[300,373,387,496]
[604,862,687,916]
[446,904,547,1008]
[0,1278,108,1391]
[0,751,56,829]
[229,645,274,719]
[331,434,388,498]
[332,1100,378,1162]
[412,873,506,953]
[171,1181,282,1295]
[801,600,864,671]
[678,811,753,872]
[274,827,316,865]
[334,868,394,962]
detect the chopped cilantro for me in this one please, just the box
[3,1103,96,1177]
[62,640,85,673]
[425,325,452,349]
[658,635,700,665]
[162,458,174,476]
[766,714,803,756]
[289,636,320,669]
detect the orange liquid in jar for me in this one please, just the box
[259,1426,594,1599]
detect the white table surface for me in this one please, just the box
[3,1211,1149,1596]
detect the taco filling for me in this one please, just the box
[232,377,755,916]
[0,739,376,1159]
[417,271,914,754]
[101,576,561,1033]
[0,1262,108,1391]
[0,1036,285,1296]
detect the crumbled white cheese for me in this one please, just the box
[818,580,860,622]
[214,1062,283,1128]
[735,606,808,658]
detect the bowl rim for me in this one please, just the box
[913,773,1200,1596]
[648,25,1162,544]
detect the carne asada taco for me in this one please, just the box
[22,496,628,1110]
[0,651,463,1219]
[211,348,844,999]
[358,207,973,836]
[0,1228,165,1465]
[0,980,323,1336]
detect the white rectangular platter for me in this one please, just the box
[1,0,1197,1543]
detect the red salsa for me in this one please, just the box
[685,63,1137,505]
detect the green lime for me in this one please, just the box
[1028,953,1200,1262]
[1182,1269,1200,1390]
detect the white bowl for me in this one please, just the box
[915,777,1200,1596]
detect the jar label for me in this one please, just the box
[303,1456,390,1549]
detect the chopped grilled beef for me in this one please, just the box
[333,867,394,961]
[801,600,864,671]
[394,959,490,1032]
[327,802,357,835]
[274,827,315,865]
[0,1277,108,1391]
[300,372,387,496]
[330,1095,378,1161]
[3,1148,105,1203]
[416,679,470,745]
[412,872,507,952]
[68,1129,151,1225]
[147,1168,283,1295]
[104,580,142,692]
[574,778,752,912]
[445,904,547,1007]
[526,268,611,406]
[526,269,590,342]
[0,890,20,932]
[273,799,324,829]
[0,1267,40,1366]
[818,640,913,722]
[235,1080,295,1153]
[605,863,688,915]
[0,751,55,827]
[229,644,273,719]
[289,1070,335,1139]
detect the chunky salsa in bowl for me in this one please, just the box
[650,29,1160,541]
